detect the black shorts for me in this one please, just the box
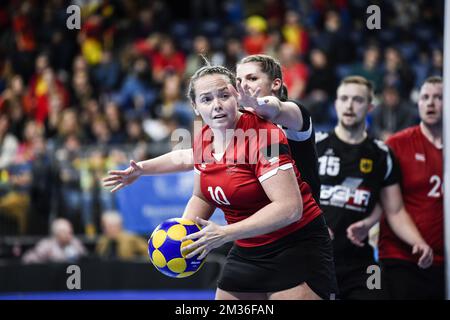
[217,215,338,300]
[380,259,445,300]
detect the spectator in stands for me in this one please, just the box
[243,15,268,55]
[132,6,160,40]
[54,108,85,148]
[79,149,116,236]
[0,113,19,170]
[122,116,152,163]
[282,10,309,57]
[278,42,308,99]
[185,36,221,80]
[10,1,37,82]
[27,53,50,89]
[305,47,337,100]
[0,75,28,141]
[314,10,354,66]
[381,46,415,99]
[151,36,186,83]
[71,70,93,110]
[125,117,150,145]
[26,66,69,124]
[264,0,286,29]
[28,134,53,235]
[114,56,157,119]
[214,38,245,71]
[79,15,103,66]
[155,74,194,130]
[0,156,32,235]
[90,115,114,147]
[54,134,84,233]
[92,50,121,94]
[104,101,127,144]
[350,45,383,93]
[426,48,443,78]
[263,28,284,58]
[304,48,337,126]
[80,99,102,142]
[22,218,87,263]
[370,86,418,141]
[16,119,44,162]
[95,211,148,260]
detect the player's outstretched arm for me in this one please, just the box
[228,82,304,131]
[103,149,194,193]
[346,203,383,247]
[380,184,434,268]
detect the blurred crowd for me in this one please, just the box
[0,0,444,262]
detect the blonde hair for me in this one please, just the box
[339,75,374,102]
[423,76,442,85]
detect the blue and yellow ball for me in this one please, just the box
[148,218,206,278]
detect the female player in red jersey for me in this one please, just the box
[180,64,336,300]
[108,64,337,299]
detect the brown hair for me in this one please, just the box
[187,57,236,104]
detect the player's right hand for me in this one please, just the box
[412,242,433,269]
[103,160,144,193]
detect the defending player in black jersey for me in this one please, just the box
[318,76,432,299]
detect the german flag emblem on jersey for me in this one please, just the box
[360,158,373,173]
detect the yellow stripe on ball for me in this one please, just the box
[167,224,187,240]
[180,240,194,258]
[177,271,195,278]
[167,258,187,273]
[175,218,195,225]
[152,230,167,249]
[151,249,166,268]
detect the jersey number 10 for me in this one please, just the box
[208,186,231,205]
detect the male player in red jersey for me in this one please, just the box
[378,76,444,299]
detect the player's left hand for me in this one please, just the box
[181,217,230,260]
[346,220,370,247]
[412,242,433,269]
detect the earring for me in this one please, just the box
[194,109,200,116]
